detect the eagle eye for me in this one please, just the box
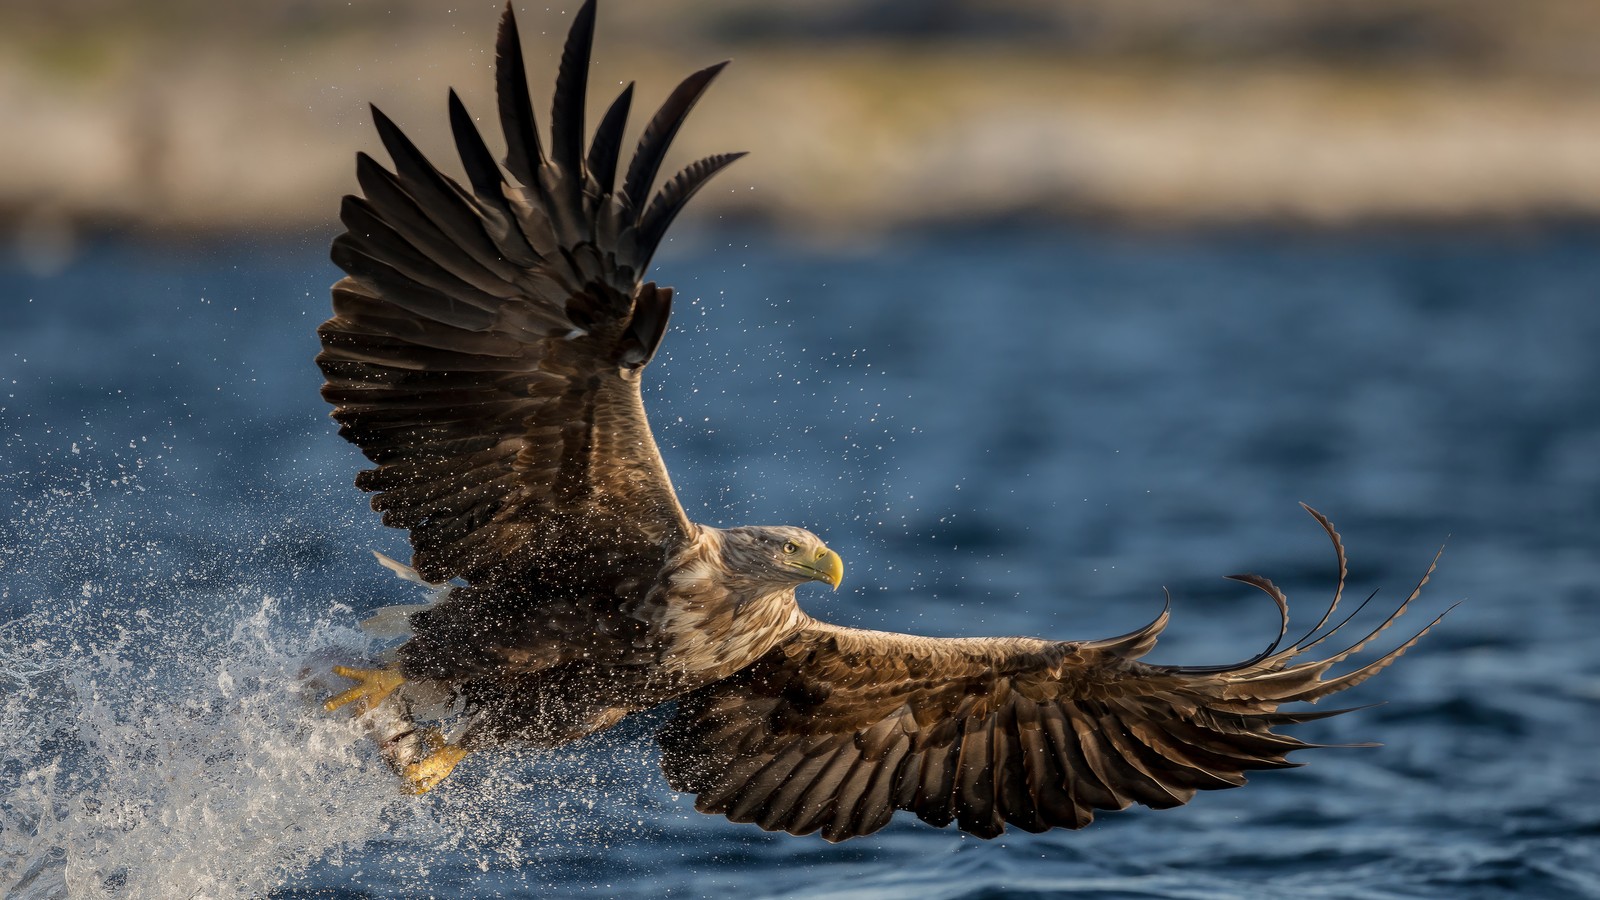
[782,541,798,554]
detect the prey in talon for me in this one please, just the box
[323,644,469,795]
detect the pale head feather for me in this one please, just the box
[718,525,834,592]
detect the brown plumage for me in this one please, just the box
[317,0,1446,839]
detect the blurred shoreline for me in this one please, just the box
[4,0,1600,243]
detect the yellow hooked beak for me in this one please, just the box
[795,546,844,590]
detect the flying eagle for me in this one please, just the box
[319,0,1445,841]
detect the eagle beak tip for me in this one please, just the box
[821,547,844,591]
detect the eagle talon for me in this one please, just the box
[324,664,405,713]
[402,731,467,794]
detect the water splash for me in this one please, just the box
[0,585,405,897]
[0,466,669,898]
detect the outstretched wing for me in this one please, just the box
[660,508,1449,842]
[317,1,744,584]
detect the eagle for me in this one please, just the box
[318,0,1446,842]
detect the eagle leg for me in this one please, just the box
[323,664,405,713]
[400,728,468,794]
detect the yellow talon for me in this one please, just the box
[402,730,467,794]
[323,664,405,713]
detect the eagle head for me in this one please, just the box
[721,526,844,591]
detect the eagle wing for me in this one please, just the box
[660,509,1449,842]
[317,1,742,584]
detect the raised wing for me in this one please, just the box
[317,1,744,583]
[660,508,1449,842]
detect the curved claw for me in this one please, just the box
[402,729,468,794]
[324,664,405,713]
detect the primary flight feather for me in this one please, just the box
[318,0,1444,840]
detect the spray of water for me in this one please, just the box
[0,587,403,896]
[0,466,664,898]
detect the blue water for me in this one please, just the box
[2,226,1598,898]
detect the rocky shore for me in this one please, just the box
[4,0,1599,239]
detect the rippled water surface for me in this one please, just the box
[2,227,1598,898]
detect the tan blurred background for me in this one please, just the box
[3,0,1600,240]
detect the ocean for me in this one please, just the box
[2,225,1597,898]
